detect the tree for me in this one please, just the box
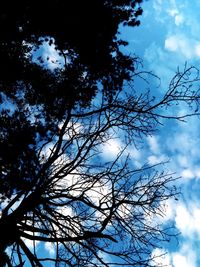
[0,0,143,197]
[1,0,200,266]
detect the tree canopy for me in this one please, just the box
[1,0,143,198]
[1,0,200,266]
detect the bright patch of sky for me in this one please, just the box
[120,0,200,266]
[32,38,65,70]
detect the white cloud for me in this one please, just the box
[194,168,200,179]
[151,248,171,266]
[152,0,186,25]
[180,166,200,181]
[58,121,83,140]
[195,43,200,57]
[172,253,194,267]
[45,242,55,256]
[175,203,200,238]
[181,168,194,180]
[176,155,188,168]
[165,36,179,51]
[22,238,40,251]
[167,8,184,26]
[152,242,197,267]
[58,206,74,217]
[147,154,167,165]
[168,8,178,17]
[147,135,160,154]
[101,138,123,160]
[151,241,197,267]
[162,198,177,222]
[175,14,184,26]
[85,180,111,206]
[180,167,200,180]
[146,135,168,165]
[164,35,198,59]
[172,244,197,267]
[40,42,65,70]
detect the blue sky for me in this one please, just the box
[118,0,200,266]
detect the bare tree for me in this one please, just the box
[1,64,200,266]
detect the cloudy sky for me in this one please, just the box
[119,0,200,266]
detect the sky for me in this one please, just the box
[118,0,200,266]
[3,1,200,266]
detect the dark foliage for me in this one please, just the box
[0,0,143,196]
[0,0,142,100]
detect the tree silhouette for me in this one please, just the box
[1,0,200,266]
[0,0,143,197]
